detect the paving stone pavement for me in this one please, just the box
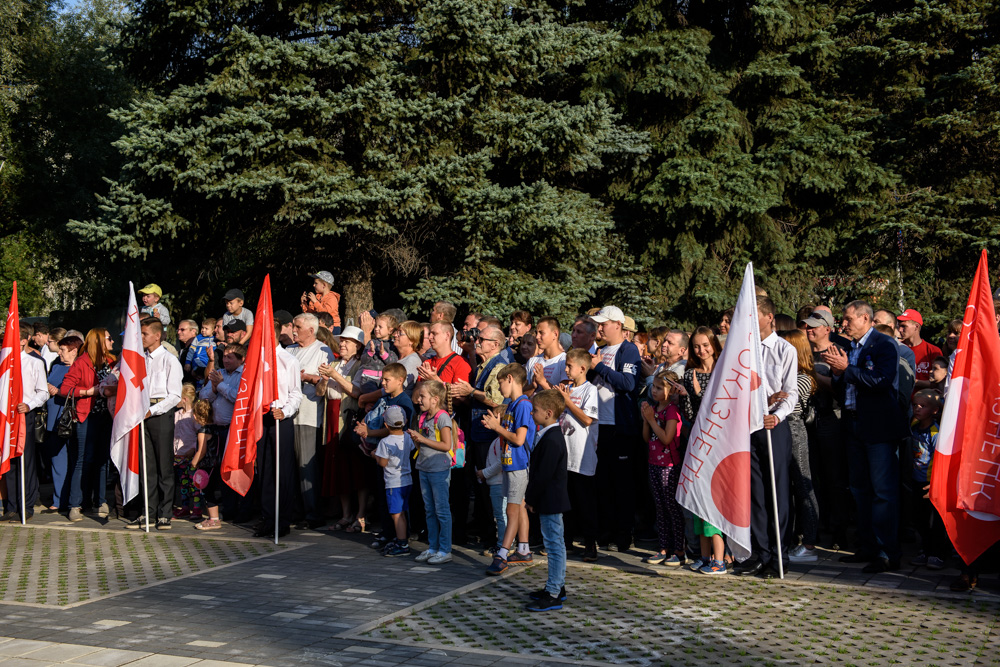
[0,511,997,666]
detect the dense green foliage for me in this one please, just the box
[2,0,998,328]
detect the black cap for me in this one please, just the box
[222,288,244,301]
[274,310,293,326]
[223,320,247,332]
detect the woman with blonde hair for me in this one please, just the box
[59,328,117,521]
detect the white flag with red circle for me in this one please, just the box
[110,283,150,504]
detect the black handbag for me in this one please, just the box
[56,394,76,439]
[34,405,47,443]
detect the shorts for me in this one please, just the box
[693,515,722,538]
[386,485,412,515]
[503,469,528,505]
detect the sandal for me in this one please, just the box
[345,518,366,534]
[194,518,222,531]
[317,517,354,532]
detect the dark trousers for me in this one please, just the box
[596,425,635,549]
[5,411,38,517]
[749,421,791,565]
[468,439,494,542]
[844,415,901,561]
[565,470,597,549]
[143,409,176,520]
[259,414,295,532]
[449,465,469,544]
[809,412,851,537]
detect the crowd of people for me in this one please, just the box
[4,272,986,612]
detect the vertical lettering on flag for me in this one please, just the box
[931,249,1000,564]
[675,263,767,562]
[0,282,24,475]
[110,283,150,504]
[222,275,278,496]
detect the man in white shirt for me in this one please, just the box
[526,317,567,394]
[734,296,798,577]
[31,323,58,371]
[129,318,183,530]
[1,329,48,522]
[287,313,334,529]
[256,322,303,538]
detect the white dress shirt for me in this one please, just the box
[198,366,243,426]
[40,346,58,372]
[20,351,48,411]
[760,332,798,423]
[145,345,183,416]
[272,346,302,420]
[287,340,334,428]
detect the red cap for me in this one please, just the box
[898,309,923,326]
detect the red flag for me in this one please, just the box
[110,283,150,503]
[931,249,1000,564]
[222,276,278,496]
[0,283,24,475]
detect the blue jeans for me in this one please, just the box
[420,468,452,554]
[845,418,900,561]
[488,483,507,548]
[44,432,69,509]
[68,413,111,509]
[540,513,566,596]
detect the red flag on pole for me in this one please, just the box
[0,283,24,475]
[931,249,1000,564]
[110,283,150,504]
[222,275,278,496]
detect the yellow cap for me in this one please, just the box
[138,283,162,297]
[623,316,637,332]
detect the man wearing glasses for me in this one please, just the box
[452,326,508,551]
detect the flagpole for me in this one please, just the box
[19,452,25,525]
[140,423,150,533]
[274,418,280,546]
[765,429,784,579]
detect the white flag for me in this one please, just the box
[110,283,150,504]
[675,262,767,561]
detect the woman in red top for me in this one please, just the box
[59,329,116,521]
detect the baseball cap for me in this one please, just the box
[383,405,406,429]
[274,310,293,326]
[801,311,836,328]
[308,270,335,286]
[898,309,923,326]
[623,316,637,333]
[138,283,162,297]
[339,325,365,345]
[591,306,626,324]
[223,320,247,332]
[222,288,245,302]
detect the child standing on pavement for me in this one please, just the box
[172,384,202,519]
[640,371,684,567]
[374,405,415,557]
[407,381,454,565]
[477,437,506,557]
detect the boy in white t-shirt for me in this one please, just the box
[525,317,568,394]
[373,405,415,557]
[556,347,599,562]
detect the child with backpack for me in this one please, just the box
[408,380,457,564]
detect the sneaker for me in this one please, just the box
[156,518,172,531]
[415,550,437,563]
[582,545,598,563]
[663,554,686,567]
[482,545,499,557]
[687,557,709,572]
[644,552,668,565]
[789,545,818,563]
[927,556,946,570]
[485,556,508,576]
[699,559,727,575]
[370,535,388,550]
[68,507,83,523]
[172,508,190,520]
[508,551,533,565]
[529,586,566,601]
[383,542,410,557]
[910,553,929,566]
[526,591,563,612]
[97,503,110,519]
[125,515,148,530]
[428,552,453,565]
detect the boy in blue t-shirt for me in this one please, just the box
[482,363,535,575]
[909,389,948,569]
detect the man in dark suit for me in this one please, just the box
[823,300,907,573]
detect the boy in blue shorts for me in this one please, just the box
[483,363,535,575]
[373,405,415,557]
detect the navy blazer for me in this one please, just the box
[524,426,571,515]
[832,328,908,444]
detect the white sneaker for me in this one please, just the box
[789,544,818,563]
[427,552,452,565]
[415,550,437,563]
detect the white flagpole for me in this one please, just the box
[19,451,25,525]
[274,418,280,546]
[765,429,784,579]
[140,424,150,533]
